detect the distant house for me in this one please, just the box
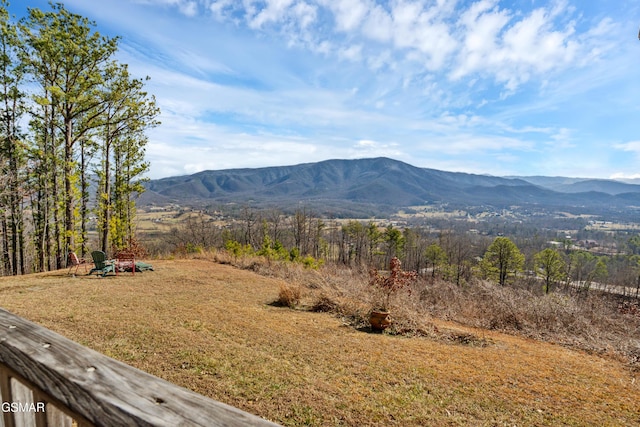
[581,240,598,249]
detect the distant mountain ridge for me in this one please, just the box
[513,176,640,195]
[141,157,640,216]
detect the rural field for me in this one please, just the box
[0,258,638,426]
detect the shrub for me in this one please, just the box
[310,294,336,312]
[289,247,300,262]
[185,243,204,254]
[224,240,254,258]
[257,236,289,261]
[301,255,324,270]
[369,257,417,311]
[209,249,640,367]
[277,283,301,308]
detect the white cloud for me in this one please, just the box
[292,2,317,29]
[179,1,198,16]
[337,44,362,61]
[610,173,640,181]
[136,0,611,96]
[356,140,375,147]
[421,133,533,154]
[390,1,457,70]
[321,0,370,32]
[615,141,640,153]
[38,0,637,180]
[248,0,295,29]
[548,128,574,148]
[209,0,237,20]
[133,0,199,16]
[451,1,583,90]
[361,4,393,42]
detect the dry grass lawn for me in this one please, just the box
[0,259,638,426]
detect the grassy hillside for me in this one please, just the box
[0,259,638,426]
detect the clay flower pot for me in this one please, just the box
[369,310,391,331]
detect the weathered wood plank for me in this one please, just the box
[2,365,82,427]
[0,365,13,427]
[45,404,72,427]
[0,308,280,427]
[10,379,35,427]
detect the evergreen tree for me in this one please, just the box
[20,4,119,261]
[425,243,447,279]
[534,248,565,294]
[481,236,524,286]
[95,63,158,252]
[0,3,159,274]
[0,2,26,274]
[383,225,404,263]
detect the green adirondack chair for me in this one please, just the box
[89,251,115,277]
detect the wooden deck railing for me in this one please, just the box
[0,308,280,427]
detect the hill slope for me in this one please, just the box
[0,260,637,426]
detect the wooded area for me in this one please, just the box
[0,2,159,275]
[160,207,640,298]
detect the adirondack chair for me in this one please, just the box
[68,251,88,275]
[89,251,115,277]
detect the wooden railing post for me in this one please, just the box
[0,365,16,427]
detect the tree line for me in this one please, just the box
[0,2,159,275]
[164,208,640,298]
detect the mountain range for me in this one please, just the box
[141,157,640,217]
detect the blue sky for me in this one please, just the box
[10,1,640,180]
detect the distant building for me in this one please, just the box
[580,240,598,249]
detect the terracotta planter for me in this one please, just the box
[369,310,391,331]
